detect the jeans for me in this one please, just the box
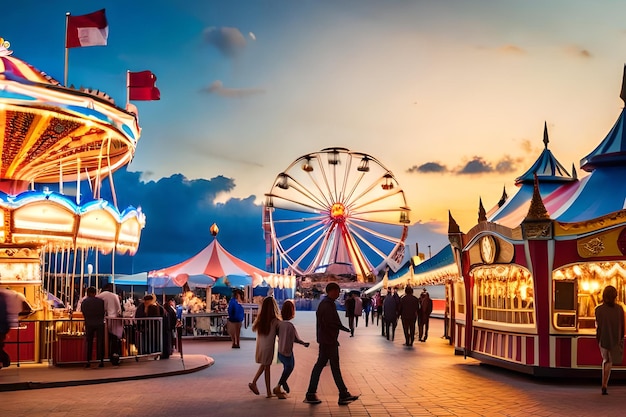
[277,352,295,387]
[307,343,347,395]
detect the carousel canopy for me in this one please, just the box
[0,52,140,187]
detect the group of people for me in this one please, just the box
[81,287,179,368]
[378,286,433,347]
[247,282,360,406]
[247,297,310,400]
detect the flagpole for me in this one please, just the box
[64,12,70,86]
[126,70,130,108]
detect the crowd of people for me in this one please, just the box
[343,286,433,347]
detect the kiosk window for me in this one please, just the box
[554,281,575,310]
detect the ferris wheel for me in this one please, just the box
[264,147,410,282]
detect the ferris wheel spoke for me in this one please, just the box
[349,188,405,213]
[282,173,332,209]
[275,218,327,241]
[286,223,334,273]
[347,219,406,245]
[272,214,327,224]
[269,194,326,214]
[312,155,337,205]
[344,223,396,262]
[343,170,367,205]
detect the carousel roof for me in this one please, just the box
[0,51,140,186]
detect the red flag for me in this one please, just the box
[66,9,109,48]
[128,70,160,101]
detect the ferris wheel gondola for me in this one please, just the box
[264,148,410,282]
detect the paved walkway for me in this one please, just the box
[0,312,624,416]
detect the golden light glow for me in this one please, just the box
[330,202,345,219]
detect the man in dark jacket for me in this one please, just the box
[418,289,434,342]
[383,288,399,341]
[304,281,359,406]
[399,285,420,346]
[81,286,105,368]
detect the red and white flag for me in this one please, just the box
[66,9,108,48]
[128,70,161,101]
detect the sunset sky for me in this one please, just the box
[3,1,626,273]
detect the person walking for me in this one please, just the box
[383,288,399,341]
[81,287,105,368]
[399,285,420,347]
[304,282,359,406]
[248,296,281,398]
[345,292,356,337]
[374,291,383,327]
[418,289,433,342]
[273,299,310,399]
[353,293,363,329]
[362,294,372,327]
[227,289,245,348]
[97,283,122,365]
[595,285,625,395]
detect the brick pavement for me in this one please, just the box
[1,311,624,417]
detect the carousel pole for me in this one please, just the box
[79,248,85,300]
[71,246,78,309]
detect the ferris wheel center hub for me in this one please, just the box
[330,203,346,220]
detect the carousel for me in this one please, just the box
[0,43,145,364]
[448,67,626,377]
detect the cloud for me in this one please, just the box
[564,45,592,59]
[493,155,518,173]
[203,26,247,57]
[249,32,256,41]
[407,162,447,174]
[457,156,492,174]
[498,44,526,55]
[201,80,265,98]
[94,167,266,273]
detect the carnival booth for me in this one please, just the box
[448,69,626,377]
[0,45,146,365]
[148,224,271,339]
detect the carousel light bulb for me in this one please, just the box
[581,281,590,292]
[573,265,582,276]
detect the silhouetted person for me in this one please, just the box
[81,287,105,368]
[399,285,419,346]
[418,289,433,342]
[595,285,625,395]
[383,289,399,341]
[304,282,359,406]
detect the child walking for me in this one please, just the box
[273,299,310,399]
[249,296,281,398]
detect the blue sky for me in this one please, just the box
[3,1,626,273]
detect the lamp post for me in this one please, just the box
[428,245,432,258]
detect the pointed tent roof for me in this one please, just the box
[515,122,575,185]
[580,66,626,172]
[148,238,267,287]
[488,123,576,227]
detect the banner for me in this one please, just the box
[66,9,108,48]
[128,70,160,101]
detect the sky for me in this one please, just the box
[3,1,626,274]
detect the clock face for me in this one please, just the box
[480,235,497,264]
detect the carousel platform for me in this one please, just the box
[0,353,213,392]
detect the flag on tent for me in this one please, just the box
[66,9,109,48]
[128,70,160,101]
